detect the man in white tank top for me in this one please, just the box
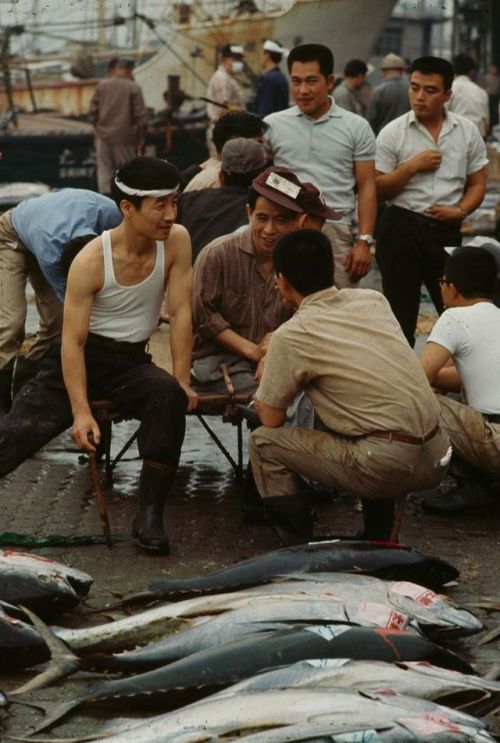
[0,157,197,555]
[419,244,500,514]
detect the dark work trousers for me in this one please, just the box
[0,334,187,478]
[375,205,462,347]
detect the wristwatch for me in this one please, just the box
[357,234,375,246]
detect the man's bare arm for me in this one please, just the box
[346,160,377,281]
[419,341,455,392]
[167,226,198,411]
[254,396,287,427]
[375,149,442,201]
[61,245,102,453]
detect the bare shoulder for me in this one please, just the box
[67,235,105,293]
[165,224,192,266]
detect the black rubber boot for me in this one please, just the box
[132,462,175,554]
[265,495,315,546]
[361,497,396,541]
[242,464,267,525]
[0,368,13,415]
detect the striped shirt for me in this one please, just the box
[192,225,292,359]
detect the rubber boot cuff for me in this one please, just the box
[132,462,176,555]
[265,495,315,546]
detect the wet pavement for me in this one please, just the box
[0,281,499,740]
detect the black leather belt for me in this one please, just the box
[483,413,500,424]
[87,332,148,354]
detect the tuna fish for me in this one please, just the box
[144,541,459,599]
[21,624,475,733]
[0,601,50,671]
[69,688,495,743]
[221,658,500,715]
[0,550,92,613]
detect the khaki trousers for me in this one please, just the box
[249,424,450,501]
[0,211,62,370]
[438,395,500,478]
[95,139,137,194]
[322,222,358,290]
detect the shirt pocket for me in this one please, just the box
[440,149,467,179]
[222,288,252,331]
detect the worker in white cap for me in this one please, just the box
[206,43,246,156]
[253,39,290,118]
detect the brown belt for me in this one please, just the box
[369,422,441,446]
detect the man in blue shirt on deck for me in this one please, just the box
[0,188,121,412]
[253,40,290,118]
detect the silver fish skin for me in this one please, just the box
[52,572,481,657]
[0,549,92,613]
[100,597,410,673]
[85,688,491,743]
[219,658,500,715]
[282,572,483,637]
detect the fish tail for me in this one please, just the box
[10,606,82,695]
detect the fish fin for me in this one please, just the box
[20,699,83,736]
[10,606,81,695]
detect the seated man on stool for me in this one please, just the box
[191,166,338,396]
[250,229,451,544]
[419,245,500,513]
[0,157,197,555]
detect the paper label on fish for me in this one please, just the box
[355,602,407,630]
[304,624,350,641]
[391,581,440,606]
[331,732,381,742]
[399,715,461,735]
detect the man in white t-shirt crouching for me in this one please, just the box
[419,243,500,513]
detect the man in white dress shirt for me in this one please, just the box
[375,56,488,347]
[448,54,489,138]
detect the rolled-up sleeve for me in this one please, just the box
[192,246,231,342]
[375,123,399,173]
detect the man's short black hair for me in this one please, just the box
[344,59,368,77]
[212,111,267,155]
[273,229,334,296]
[287,44,334,78]
[408,56,454,90]
[110,157,181,210]
[445,246,498,300]
[60,234,96,276]
[266,49,283,65]
[453,53,476,76]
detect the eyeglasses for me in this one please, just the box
[438,278,451,287]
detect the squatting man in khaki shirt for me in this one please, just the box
[251,229,451,545]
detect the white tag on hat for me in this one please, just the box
[266,172,300,199]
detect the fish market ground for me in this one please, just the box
[1,285,500,740]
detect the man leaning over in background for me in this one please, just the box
[264,43,377,288]
[333,59,368,116]
[89,56,148,195]
[0,188,121,413]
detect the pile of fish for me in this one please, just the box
[1,540,499,742]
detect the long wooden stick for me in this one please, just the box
[88,445,112,549]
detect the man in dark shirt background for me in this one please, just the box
[253,40,290,118]
[179,138,267,263]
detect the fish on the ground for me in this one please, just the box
[219,658,500,716]
[0,601,50,671]
[60,688,495,743]
[19,624,476,733]
[143,541,459,599]
[0,549,92,613]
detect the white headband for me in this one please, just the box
[114,177,179,198]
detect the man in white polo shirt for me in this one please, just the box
[263,43,377,289]
[375,56,487,347]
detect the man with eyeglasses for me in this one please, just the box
[419,243,500,513]
[375,56,487,347]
